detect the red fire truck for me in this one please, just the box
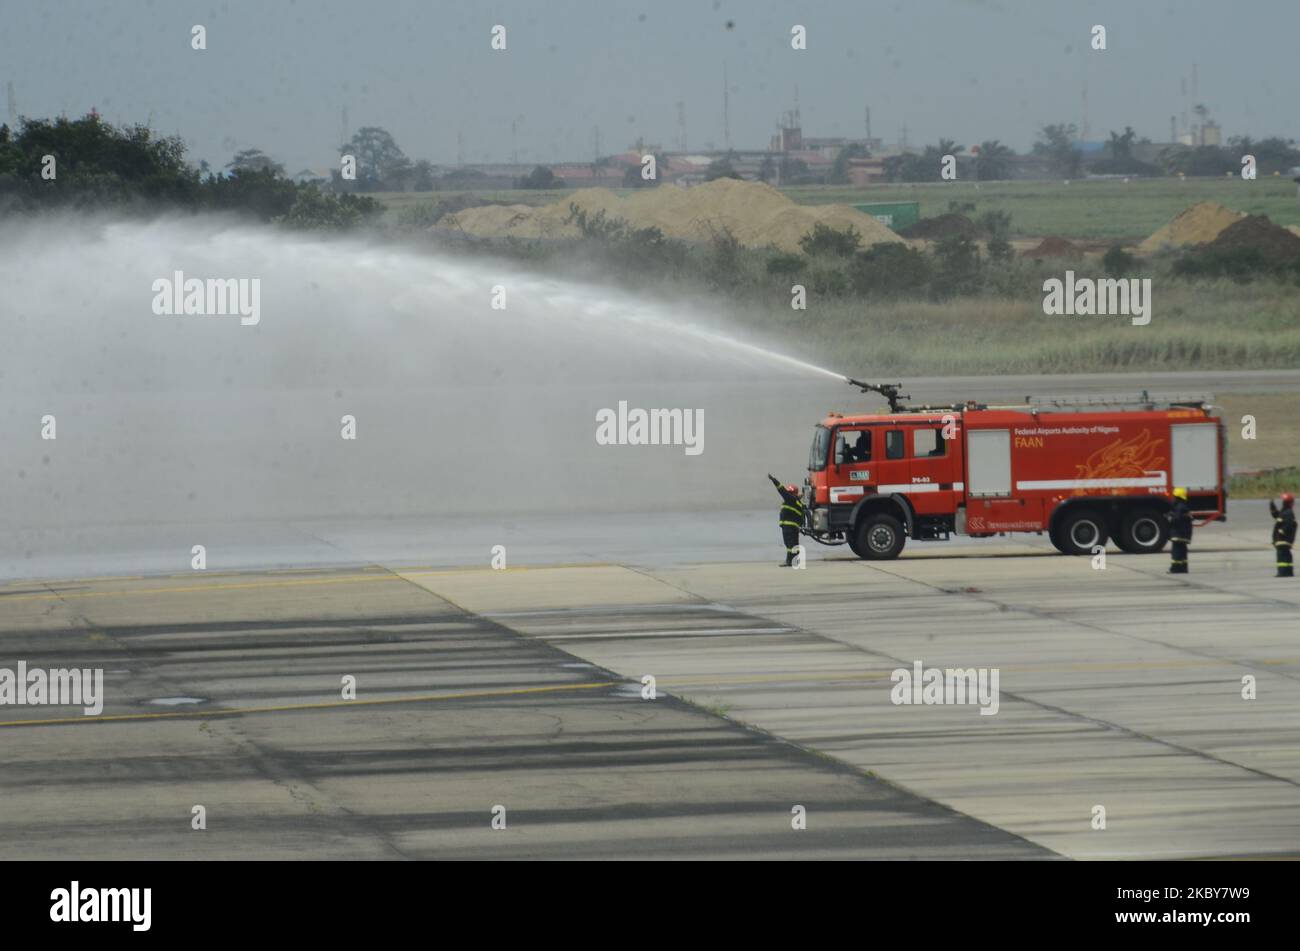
[802,381,1226,559]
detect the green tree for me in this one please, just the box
[342,126,409,190]
[226,148,284,176]
[0,113,200,211]
[705,157,743,181]
[799,223,862,257]
[848,243,931,297]
[973,140,1013,181]
[277,186,382,230]
[829,143,868,184]
[517,165,563,189]
[205,166,298,220]
[1034,123,1082,176]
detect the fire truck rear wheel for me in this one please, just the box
[854,513,906,560]
[1116,508,1168,554]
[1057,509,1109,555]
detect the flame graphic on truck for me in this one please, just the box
[1072,429,1165,495]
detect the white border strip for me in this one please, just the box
[1016,475,1167,490]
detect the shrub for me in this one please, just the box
[799,222,862,257]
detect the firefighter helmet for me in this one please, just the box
[785,484,799,495]
[1283,492,1295,508]
[1172,487,1189,500]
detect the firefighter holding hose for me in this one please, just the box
[1167,487,1193,574]
[1271,492,1296,578]
[768,474,806,567]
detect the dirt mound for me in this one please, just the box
[1139,202,1244,252]
[899,213,977,240]
[435,178,902,252]
[1202,214,1300,264]
[1022,236,1079,258]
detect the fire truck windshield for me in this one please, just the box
[808,425,830,471]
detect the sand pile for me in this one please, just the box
[1203,214,1300,264]
[1022,236,1079,258]
[1139,202,1244,252]
[436,178,902,252]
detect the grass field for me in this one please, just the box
[782,177,1300,242]
[1230,466,1300,499]
[1216,395,1300,476]
[373,176,1300,242]
[729,283,1300,379]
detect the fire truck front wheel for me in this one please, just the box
[1054,509,1109,555]
[854,513,907,560]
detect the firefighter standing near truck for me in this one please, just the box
[768,474,806,567]
[1271,492,1296,578]
[1167,487,1193,574]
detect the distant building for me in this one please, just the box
[846,156,887,185]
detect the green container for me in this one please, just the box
[853,201,920,232]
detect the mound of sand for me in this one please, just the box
[1139,202,1244,253]
[1203,214,1300,264]
[436,178,902,252]
[1022,236,1079,258]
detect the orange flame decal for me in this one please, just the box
[1072,430,1164,495]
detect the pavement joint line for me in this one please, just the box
[1107,557,1300,611]
[860,559,1300,686]
[640,564,1300,794]
[0,572,404,602]
[0,680,625,729]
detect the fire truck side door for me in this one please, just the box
[830,427,873,505]
[875,428,909,492]
[908,425,957,513]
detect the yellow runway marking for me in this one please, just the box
[0,680,623,729]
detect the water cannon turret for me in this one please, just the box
[845,378,910,413]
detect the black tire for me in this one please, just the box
[1048,522,1068,554]
[854,513,906,560]
[1056,509,1109,555]
[1115,507,1168,554]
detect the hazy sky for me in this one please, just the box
[4,0,1296,172]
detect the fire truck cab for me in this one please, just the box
[802,381,1226,560]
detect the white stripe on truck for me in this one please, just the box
[1016,474,1167,491]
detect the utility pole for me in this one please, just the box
[722,63,730,151]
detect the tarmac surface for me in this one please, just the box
[1,501,1295,860]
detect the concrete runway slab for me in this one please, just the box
[0,567,1045,859]
[1,503,1293,859]
[390,507,1300,860]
